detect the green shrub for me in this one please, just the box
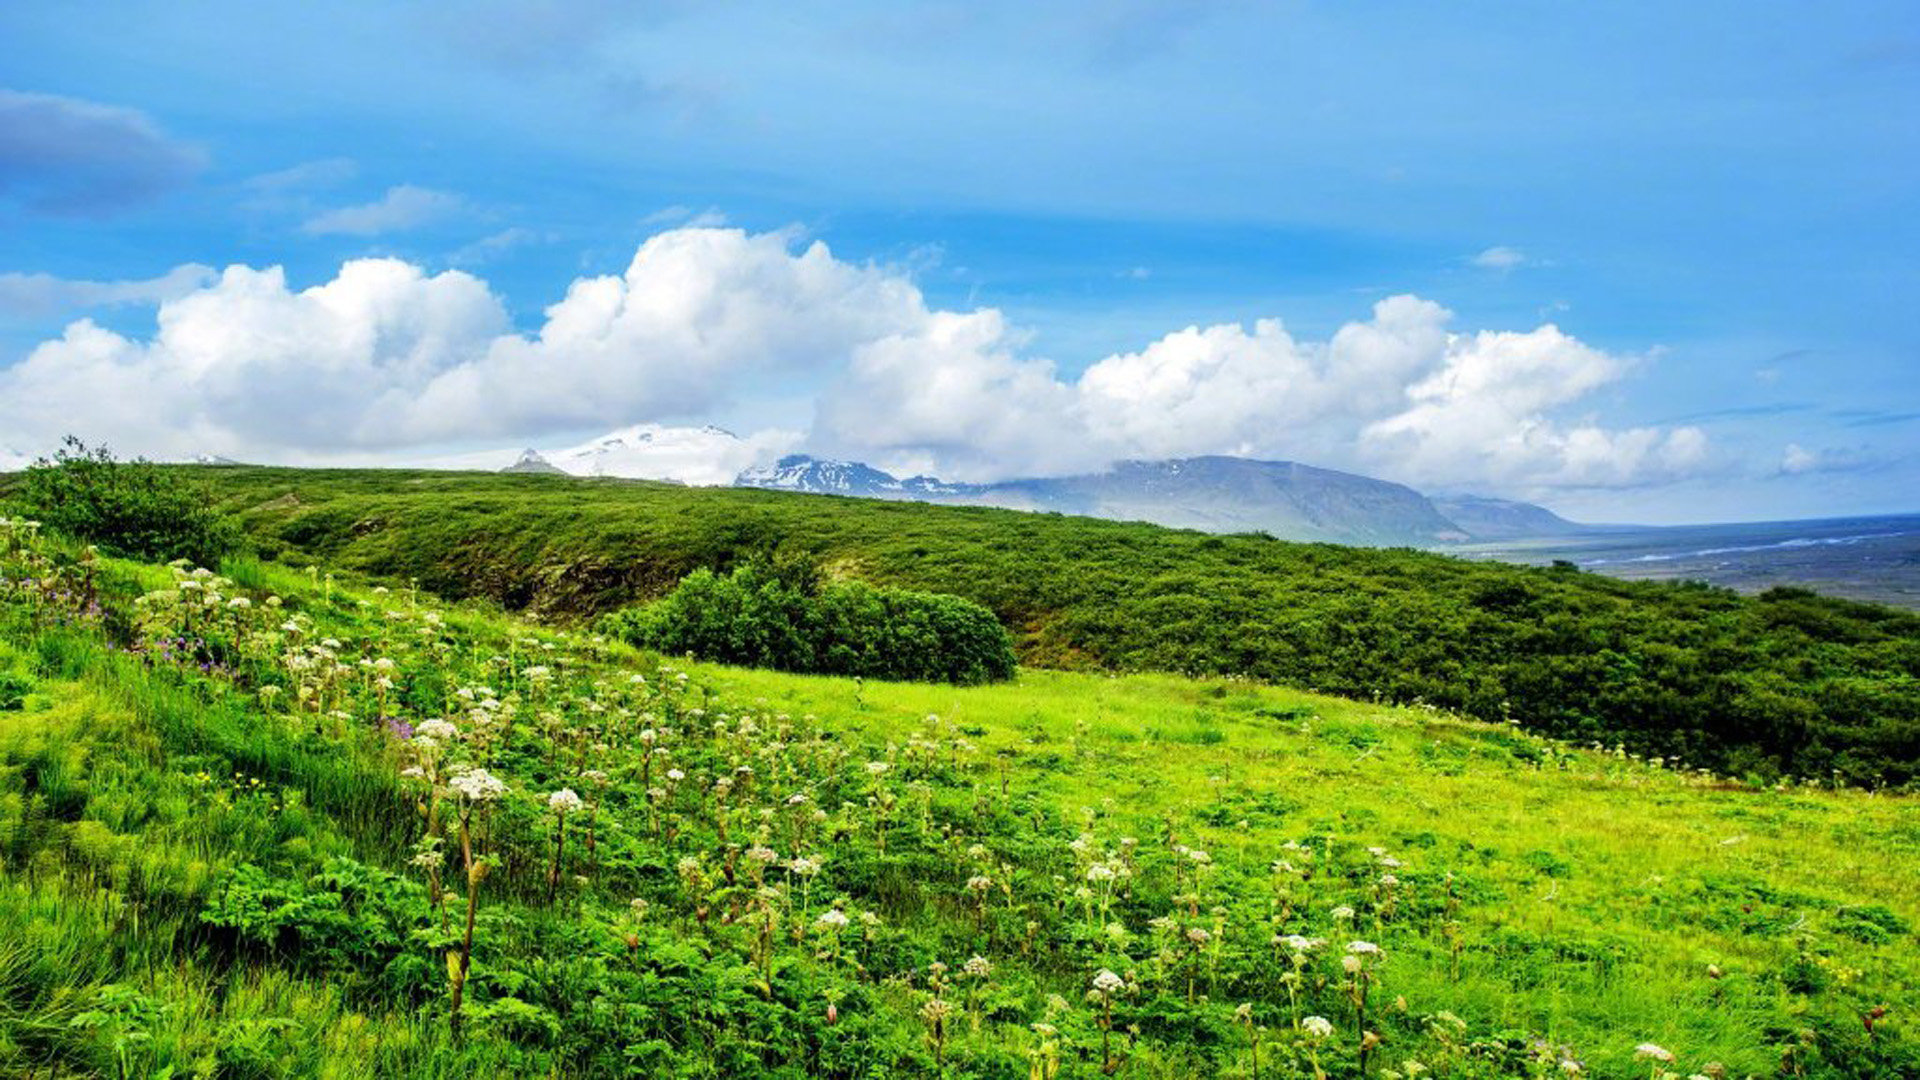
[604,560,1017,684]
[14,438,239,565]
[0,671,28,711]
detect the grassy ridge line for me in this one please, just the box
[178,466,1920,786]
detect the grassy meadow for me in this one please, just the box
[1,515,1915,1078]
[139,466,1920,788]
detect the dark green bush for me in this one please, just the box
[604,561,1017,684]
[14,437,239,566]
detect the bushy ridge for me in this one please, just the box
[134,467,1920,788]
[601,560,1017,685]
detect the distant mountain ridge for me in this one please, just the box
[1430,495,1584,540]
[737,453,1579,545]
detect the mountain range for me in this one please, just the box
[0,425,1587,546]
[734,453,1585,546]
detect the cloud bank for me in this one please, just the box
[0,227,1706,495]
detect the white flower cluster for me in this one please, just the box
[448,767,508,802]
[547,788,584,814]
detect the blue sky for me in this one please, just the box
[1,1,1915,522]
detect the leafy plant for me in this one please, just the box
[14,437,239,565]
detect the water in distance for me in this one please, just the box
[1455,513,1920,610]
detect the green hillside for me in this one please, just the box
[141,467,1920,788]
[1,523,1916,1078]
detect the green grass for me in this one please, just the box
[0,527,1915,1077]
[60,464,1915,787]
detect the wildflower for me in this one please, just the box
[1091,969,1126,996]
[1634,1044,1675,1063]
[1331,905,1356,920]
[789,856,822,877]
[1301,1015,1334,1040]
[866,760,891,776]
[817,909,850,929]
[966,874,993,893]
[415,718,458,741]
[548,788,584,814]
[963,955,992,978]
[1348,940,1382,955]
[448,767,507,802]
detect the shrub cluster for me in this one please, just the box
[11,437,239,566]
[604,561,1017,684]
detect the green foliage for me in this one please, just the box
[605,560,1017,684]
[12,437,239,565]
[0,669,28,710]
[125,466,1920,787]
[1,524,1917,1078]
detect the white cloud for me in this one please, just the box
[0,264,217,317]
[1777,442,1872,477]
[1780,443,1818,474]
[1469,245,1527,271]
[303,184,466,235]
[0,226,1709,495]
[0,260,508,459]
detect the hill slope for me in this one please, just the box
[70,466,1920,785]
[2,535,1915,1077]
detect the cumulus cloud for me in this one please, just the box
[0,226,1708,494]
[303,185,466,235]
[0,89,204,215]
[0,264,217,318]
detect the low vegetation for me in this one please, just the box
[601,560,1017,685]
[74,466,1919,788]
[1,512,1916,1077]
[9,439,240,567]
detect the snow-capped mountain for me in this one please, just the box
[501,449,565,475]
[736,455,907,496]
[549,424,796,485]
[482,424,797,485]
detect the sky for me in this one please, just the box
[1,1,1915,523]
